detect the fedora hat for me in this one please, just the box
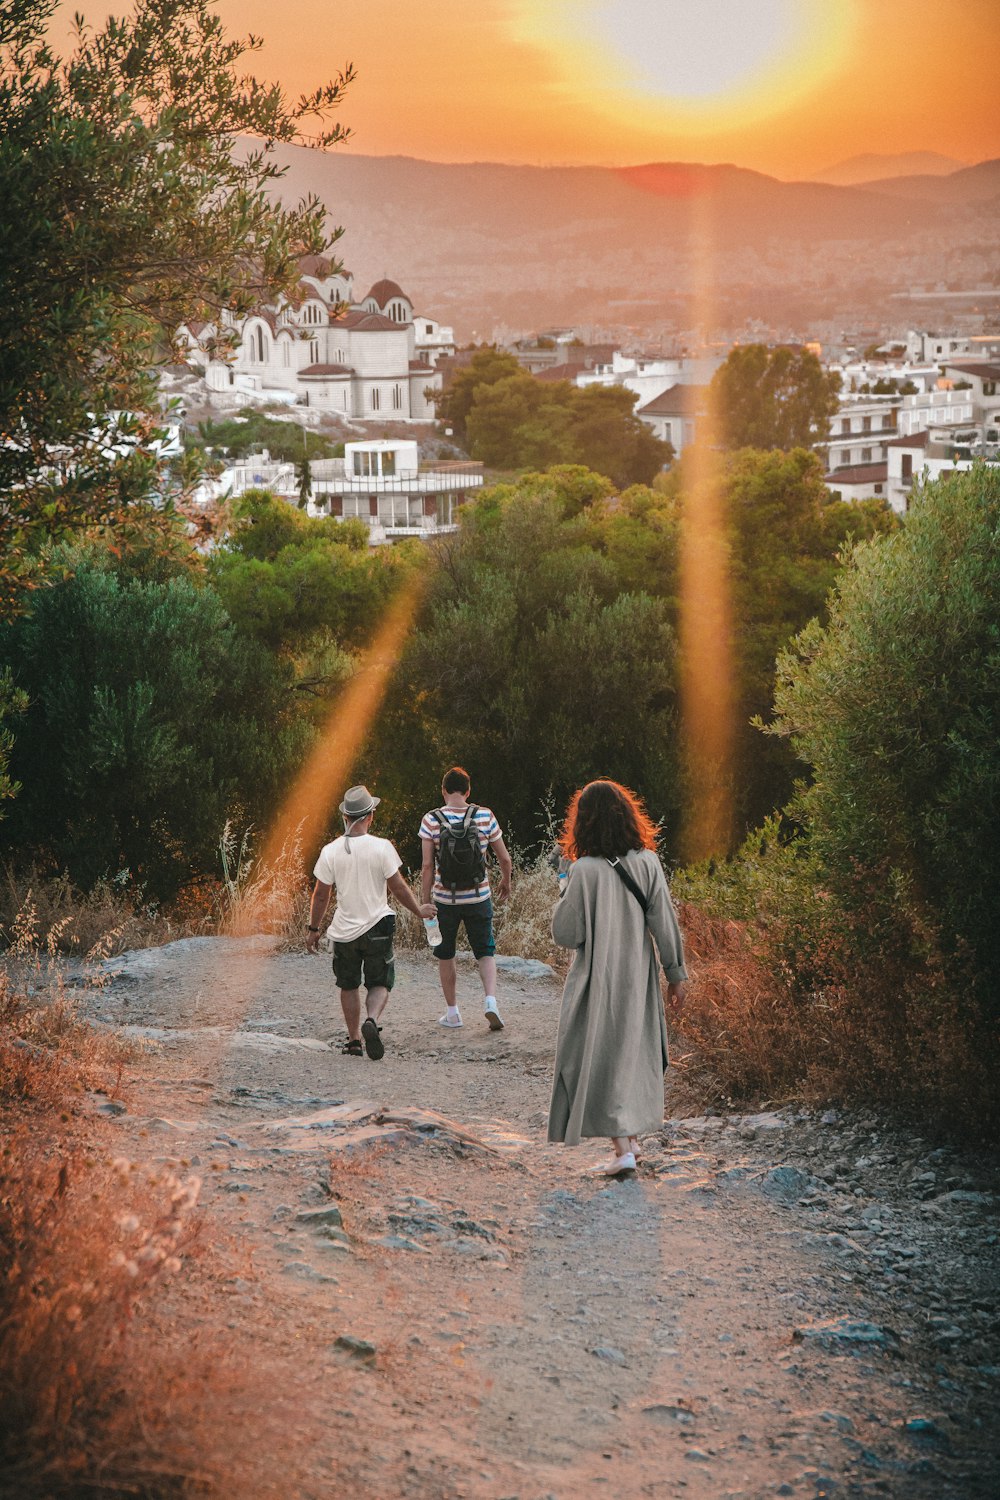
[339,784,380,819]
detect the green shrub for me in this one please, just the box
[0,551,309,898]
[673,467,1000,1137]
[769,463,1000,996]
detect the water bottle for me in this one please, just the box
[423,914,442,948]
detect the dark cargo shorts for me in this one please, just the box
[433,898,495,960]
[332,913,396,992]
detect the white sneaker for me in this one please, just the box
[438,1011,463,1028]
[484,997,504,1031]
[586,1152,637,1177]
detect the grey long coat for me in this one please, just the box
[547,849,688,1147]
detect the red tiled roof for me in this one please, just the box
[408,360,434,373]
[824,462,888,485]
[300,363,353,378]
[943,361,1000,379]
[365,278,408,307]
[535,362,588,383]
[336,310,400,332]
[885,430,930,448]
[637,383,708,416]
[298,254,341,279]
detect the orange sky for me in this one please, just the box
[54,0,1000,177]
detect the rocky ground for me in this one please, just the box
[60,935,1000,1499]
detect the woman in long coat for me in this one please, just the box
[548,779,687,1176]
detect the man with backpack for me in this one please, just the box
[420,766,513,1031]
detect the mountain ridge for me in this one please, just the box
[244,142,996,337]
[810,150,968,185]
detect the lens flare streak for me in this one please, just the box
[678,194,736,862]
[259,568,428,875]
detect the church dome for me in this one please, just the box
[365,278,408,308]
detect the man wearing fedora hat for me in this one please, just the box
[306,785,435,1059]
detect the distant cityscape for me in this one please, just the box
[168,149,1000,542]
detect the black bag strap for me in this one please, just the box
[607,856,648,915]
[430,805,478,832]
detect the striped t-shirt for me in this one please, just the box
[419,804,502,904]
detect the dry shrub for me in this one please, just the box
[0,962,313,1495]
[669,902,811,1107]
[0,1130,309,1498]
[0,866,175,957]
[671,890,999,1139]
[493,855,561,966]
[0,916,140,1113]
[212,821,310,942]
[0,1137,210,1496]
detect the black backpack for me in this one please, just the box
[431,805,486,894]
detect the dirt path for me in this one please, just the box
[69,936,999,1499]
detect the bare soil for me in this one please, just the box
[67,936,1000,1499]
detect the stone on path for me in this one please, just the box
[792,1318,899,1351]
[332,1335,377,1362]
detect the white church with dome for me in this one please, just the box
[178,258,455,421]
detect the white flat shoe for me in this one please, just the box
[438,1013,463,1028]
[587,1152,637,1177]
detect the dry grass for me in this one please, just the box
[0,1137,209,1496]
[212,820,311,943]
[670,893,999,1138]
[0,911,141,1113]
[0,913,319,1496]
[668,901,810,1108]
[494,855,562,966]
[0,865,176,958]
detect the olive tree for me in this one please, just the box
[0,0,352,611]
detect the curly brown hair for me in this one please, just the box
[558,780,659,860]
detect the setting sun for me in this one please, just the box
[508,0,855,134]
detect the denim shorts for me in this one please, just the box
[332,913,396,991]
[433,898,495,960]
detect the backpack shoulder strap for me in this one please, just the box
[607,855,649,915]
[463,804,478,830]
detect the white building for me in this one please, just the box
[886,427,1000,514]
[634,385,709,457]
[822,461,889,503]
[575,350,724,411]
[307,439,483,544]
[178,261,455,422]
[905,330,1000,364]
[823,396,900,475]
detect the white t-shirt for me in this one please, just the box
[313,833,402,943]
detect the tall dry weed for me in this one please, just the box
[0,865,174,957]
[0,930,314,1495]
[668,902,812,1106]
[0,909,140,1111]
[213,820,311,941]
